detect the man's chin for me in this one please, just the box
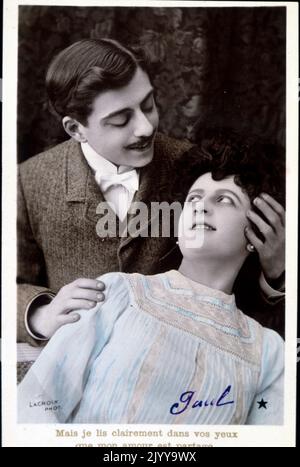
[128,148,154,168]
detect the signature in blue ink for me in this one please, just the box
[170,385,234,415]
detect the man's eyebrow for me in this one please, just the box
[102,89,154,121]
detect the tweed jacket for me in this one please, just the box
[17,133,193,345]
[17,133,284,345]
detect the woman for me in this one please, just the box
[18,132,284,425]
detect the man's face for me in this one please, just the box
[81,67,159,168]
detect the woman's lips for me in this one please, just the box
[192,223,216,231]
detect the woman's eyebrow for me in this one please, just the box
[102,89,154,121]
[188,188,242,204]
[187,189,205,196]
[216,189,242,204]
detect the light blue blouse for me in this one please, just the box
[18,271,284,424]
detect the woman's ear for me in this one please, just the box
[244,226,256,254]
[62,116,87,143]
[246,244,256,253]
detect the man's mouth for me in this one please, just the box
[126,135,155,151]
[192,222,216,231]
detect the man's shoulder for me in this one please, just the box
[19,139,79,175]
[154,132,194,162]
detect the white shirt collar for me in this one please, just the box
[81,142,135,175]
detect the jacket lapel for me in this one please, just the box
[64,138,93,202]
[119,140,165,248]
[64,139,117,237]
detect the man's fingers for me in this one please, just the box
[58,313,81,326]
[247,210,275,238]
[71,288,105,302]
[260,193,285,224]
[245,227,264,251]
[253,197,282,231]
[72,278,105,291]
[63,298,97,312]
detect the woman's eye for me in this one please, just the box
[187,195,202,202]
[218,196,234,205]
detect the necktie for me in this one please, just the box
[95,170,139,194]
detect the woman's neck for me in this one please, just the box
[178,257,243,295]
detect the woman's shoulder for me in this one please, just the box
[237,310,284,361]
[95,272,133,292]
[239,309,284,345]
[97,271,166,285]
[96,271,127,283]
[96,272,169,305]
[261,326,285,358]
[95,272,164,296]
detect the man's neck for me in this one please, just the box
[81,141,135,174]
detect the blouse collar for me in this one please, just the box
[164,270,237,310]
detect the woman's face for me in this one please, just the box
[178,172,252,262]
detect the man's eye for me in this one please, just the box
[143,105,153,113]
[142,97,155,113]
[108,116,129,127]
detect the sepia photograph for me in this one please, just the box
[2,0,298,447]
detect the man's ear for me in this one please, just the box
[62,116,87,143]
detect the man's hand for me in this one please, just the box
[29,278,105,339]
[245,193,285,281]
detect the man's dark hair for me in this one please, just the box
[46,38,150,125]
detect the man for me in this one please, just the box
[18,38,285,345]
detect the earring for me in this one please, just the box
[247,243,255,253]
[176,241,179,245]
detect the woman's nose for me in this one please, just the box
[133,110,154,138]
[193,206,206,214]
[193,200,212,215]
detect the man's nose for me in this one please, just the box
[133,110,154,138]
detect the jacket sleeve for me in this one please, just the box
[259,273,285,302]
[17,168,55,346]
[233,256,285,338]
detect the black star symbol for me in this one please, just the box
[257,399,268,409]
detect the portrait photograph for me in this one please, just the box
[2,0,298,447]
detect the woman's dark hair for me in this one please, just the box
[178,128,285,334]
[177,127,285,208]
[46,38,151,125]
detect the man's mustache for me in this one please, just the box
[125,131,156,150]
